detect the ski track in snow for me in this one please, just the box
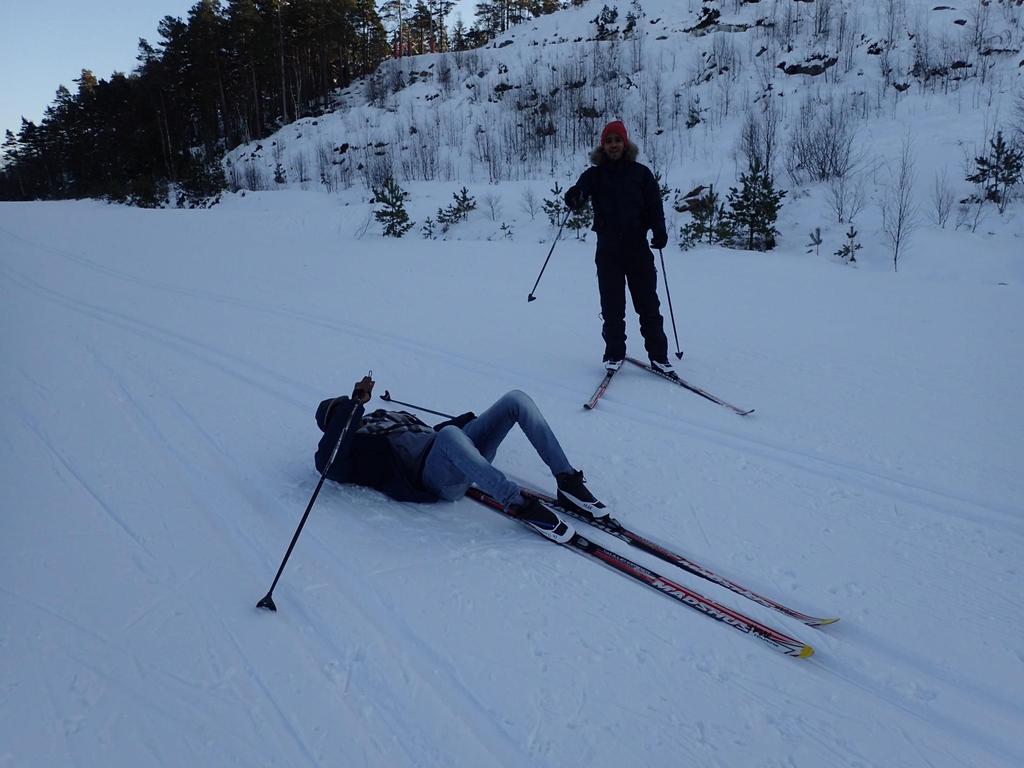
[2,224,1017,540]
[2,201,1022,768]
[603,394,1022,537]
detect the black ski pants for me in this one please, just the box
[595,238,668,362]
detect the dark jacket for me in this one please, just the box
[314,396,439,503]
[569,141,667,245]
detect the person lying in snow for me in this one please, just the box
[314,376,606,543]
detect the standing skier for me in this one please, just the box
[564,120,674,375]
[314,377,608,542]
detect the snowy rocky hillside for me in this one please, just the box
[225,0,1024,262]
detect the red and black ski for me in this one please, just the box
[583,367,618,410]
[625,357,754,416]
[466,488,814,659]
[520,488,837,628]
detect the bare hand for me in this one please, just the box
[352,375,375,404]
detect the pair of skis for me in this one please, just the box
[585,357,754,416]
[468,488,836,659]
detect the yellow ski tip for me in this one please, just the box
[798,645,815,659]
[814,617,840,626]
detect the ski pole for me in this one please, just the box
[380,390,453,419]
[257,375,372,612]
[658,248,684,360]
[527,208,573,302]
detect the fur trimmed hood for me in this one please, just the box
[590,141,640,166]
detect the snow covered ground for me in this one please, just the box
[4,0,1024,763]
[2,192,1022,767]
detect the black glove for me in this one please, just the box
[650,230,668,250]
[564,186,584,212]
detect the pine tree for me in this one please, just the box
[593,5,620,40]
[421,216,436,239]
[725,158,786,251]
[372,178,414,237]
[676,186,730,249]
[805,227,822,256]
[177,151,227,208]
[543,181,569,228]
[967,130,1024,214]
[435,186,477,232]
[567,197,593,238]
[834,225,861,264]
[0,0,392,204]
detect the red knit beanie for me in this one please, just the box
[601,120,628,145]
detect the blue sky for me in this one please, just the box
[0,0,480,142]
[0,1,197,139]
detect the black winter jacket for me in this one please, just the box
[314,396,439,503]
[569,142,667,245]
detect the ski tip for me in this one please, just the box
[810,617,840,627]
[582,403,594,411]
[797,644,815,659]
[739,408,755,416]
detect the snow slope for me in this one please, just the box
[2,193,1022,767]
[4,0,1024,764]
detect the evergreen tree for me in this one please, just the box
[567,196,592,238]
[450,18,469,50]
[1,130,26,198]
[379,0,412,56]
[474,1,506,39]
[834,225,861,264]
[543,181,569,227]
[421,216,436,239]
[372,177,414,236]
[0,0,390,204]
[676,186,731,249]
[436,186,477,232]
[967,130,1024,214]
[428,0,457,51]
[593,5,620,40]
[725,158,786,251]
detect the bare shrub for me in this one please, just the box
[929,169,956,228]
[361,149,394,190]
[316,143,334,192]
[879,0,906,87]
[242,161,267,191]
[827,172,867,223]
[436,54,454,97]
[336,156,354,189]
[385,61,406,94]
[738,98,781,174]
[786,97,860,184]
[365,74,386,109]
[955,196,987,233]
[226,161,242,192]
[813,0,834,39]
[881,137,919,272]
[520,187,540,220]
[1015,91,1024,144]
[483,192,503,222]
[293,152,311,186]
[474,128,505,184]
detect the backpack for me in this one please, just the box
[315,399,438,503]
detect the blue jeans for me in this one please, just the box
[422,390,574,507]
